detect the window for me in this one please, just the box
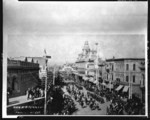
[133,64,136,71]
[126,64,129,71]
[112,64,114,71]
[133,75,135,83]
[126,76,129,82]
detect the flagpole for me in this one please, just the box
[53,67,55,85]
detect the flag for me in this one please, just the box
[46,56,51,58]
[44,49,47,55]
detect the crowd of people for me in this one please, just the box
[66,82,145,115]
[66,84,102,111]
[12,105,44,115]
[106,90,145,115]
[46,85,78,115]
[60,94,78,115]
[26,87,45,100]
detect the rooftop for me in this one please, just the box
[106,58,145,62]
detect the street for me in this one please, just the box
[62,85,110,115]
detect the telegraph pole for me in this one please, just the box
[43,49,51,115]
[44,70,47,115]
[44,57,48,115]
[53,66,55,85]
[95,43,99,88]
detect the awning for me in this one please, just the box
[89,77,94,83]
[83,76,89,81]
[93,80,98,84]
[123,86,129,92]
[73,72,85,77]
[73,72,79,75]
[108,84,114,89]
[115,85,123,91]
[101,82,106,86]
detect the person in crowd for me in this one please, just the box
[31,88,35,100]
[7,90,10,105]
[27,88,31,100]
[35,87,40,98]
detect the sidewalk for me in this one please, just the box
[8,95,44,108]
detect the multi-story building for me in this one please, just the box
[72,41,103,89]
[104,58,145,99]
[138,60,145,102]
[7,58,40,97]
[28,57,54,87]
[27,57,47,79]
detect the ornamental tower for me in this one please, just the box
[82,41,90,56]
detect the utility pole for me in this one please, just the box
[43,49,51,115]
[53,66,55,85]
[44,57,48,115]
[44,70,47,115]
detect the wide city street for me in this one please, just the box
[62,85,111,115]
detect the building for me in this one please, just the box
[27,57,47,79]
[7,58,40,97]
[104,58,145,99]
[72,41,103,90]
[138,60,145,102]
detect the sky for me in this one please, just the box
[3,0,147,65]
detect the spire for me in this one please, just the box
[83,41,90,52]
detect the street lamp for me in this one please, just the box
[44,55,51,115]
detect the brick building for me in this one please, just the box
[7,57,40,97]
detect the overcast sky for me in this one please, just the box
[4,0,147,65]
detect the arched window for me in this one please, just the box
[12,77,19,91]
